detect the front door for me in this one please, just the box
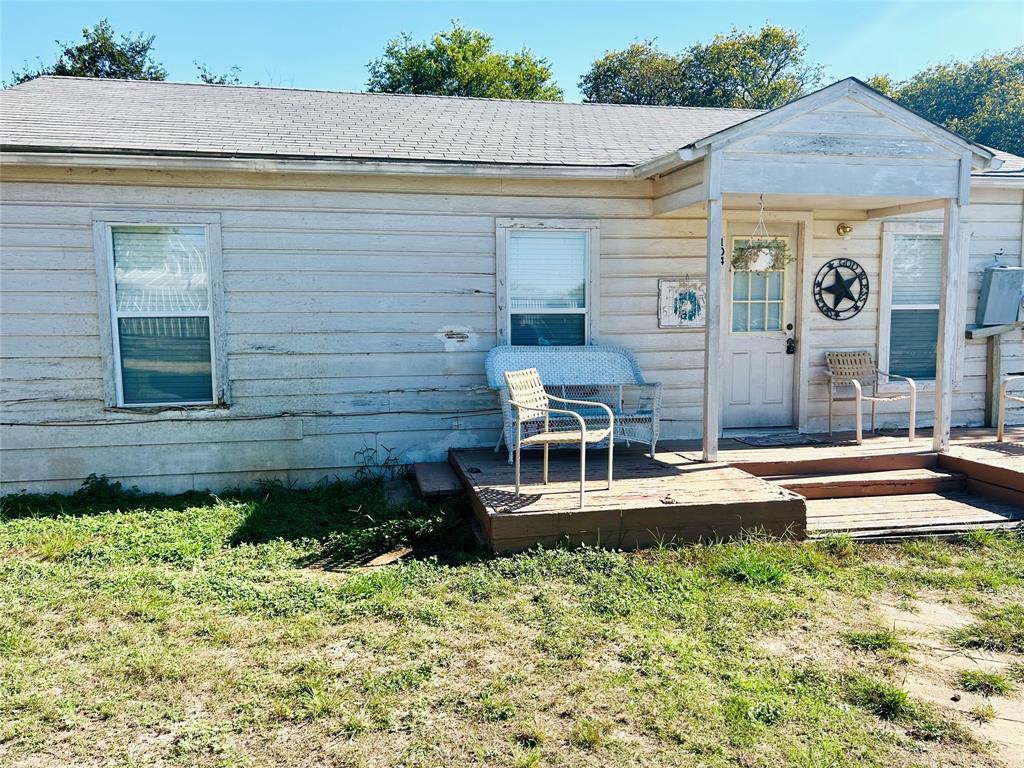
[722,223,798,429]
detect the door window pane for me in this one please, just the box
[731,268,785,333]
[732,303,749,332]
[732,271,749,300]
[118,317,213,404]
[750,273,767,301]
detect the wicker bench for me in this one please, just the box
[485,345,662,463]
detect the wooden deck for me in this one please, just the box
[449,428,1023,552]
[450,447,805,553]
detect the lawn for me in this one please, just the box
[1,476,1022,768]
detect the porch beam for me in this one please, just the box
[702,150,724,462]
[653,183,707,216]
[933,197,963,452]
[864,199,946,219]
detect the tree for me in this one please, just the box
[682,26,823,109]
[864,73,898,98]
[579,26,823,109]
[195,62,243,85]
[884,49,1024,155]
[9,19,166,85]
[578,41,685,105]
[367,22,562,100]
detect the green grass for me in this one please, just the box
[1,476,1022,767]
[950,604,1024,653]
[956,669,1013,696]
[842,628,908,654]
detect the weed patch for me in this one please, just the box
[956,669,1013,696]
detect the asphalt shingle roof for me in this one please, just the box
[0,76,763,167]
[1,76,1020,177]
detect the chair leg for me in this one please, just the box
[607,435,614,491]
[828,394,833,437]
[543,443,549,485]
[855,392,863,445]
[997,384,1006,442]
[579,439,586,509]
[871,400,876,435]
[514,431,521,497]
[908,391,917,442]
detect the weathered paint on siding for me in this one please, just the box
[1,166,1021,493]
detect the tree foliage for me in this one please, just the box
[195,62,243,85]
[882,48,1023,156]
[578,41,684,105]
[683,26,824,109]
[580,27,823,109]
[9,19,166,85]
[367,22,562,100]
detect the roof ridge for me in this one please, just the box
[25,75,763,112]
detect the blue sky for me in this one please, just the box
[2,1,1022,99]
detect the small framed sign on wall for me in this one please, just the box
[658,278,706,329]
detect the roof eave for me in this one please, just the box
[0,149,640,181]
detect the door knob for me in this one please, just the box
[786,338,796,355]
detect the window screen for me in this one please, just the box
[888,234,941,379]
[110,226,215,405]
[508,230,587,345]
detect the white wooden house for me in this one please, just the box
[1,76,1022,494]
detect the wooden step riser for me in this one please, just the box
[733,452,938,477]
[782,477,966,500]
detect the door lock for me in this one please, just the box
[785,338,796,355]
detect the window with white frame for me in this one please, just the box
[886,233,942,379]
[497,220,599,346]
[95,213,226,407]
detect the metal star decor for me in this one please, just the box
[813,258,869,320]
[822,270,859,309]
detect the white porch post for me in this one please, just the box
[702,150,723,461]
[933,197,963,452]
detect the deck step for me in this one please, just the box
[768,468,967,499]
[733,451,937,478]
[413,461,463,498]
[807,491,1024,541]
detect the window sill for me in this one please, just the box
[104,403,229,416]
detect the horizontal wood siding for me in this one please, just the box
[805,187,1024,432]
[1,165,1020,493]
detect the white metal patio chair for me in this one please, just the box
[997,374,1024,442]
[504,367,614,509]
[825,351,917,445]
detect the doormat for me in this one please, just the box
[733,433,827,447]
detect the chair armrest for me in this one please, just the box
[878,370,917,391]
[546,394,615,421]
[1001,376,1024,401]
